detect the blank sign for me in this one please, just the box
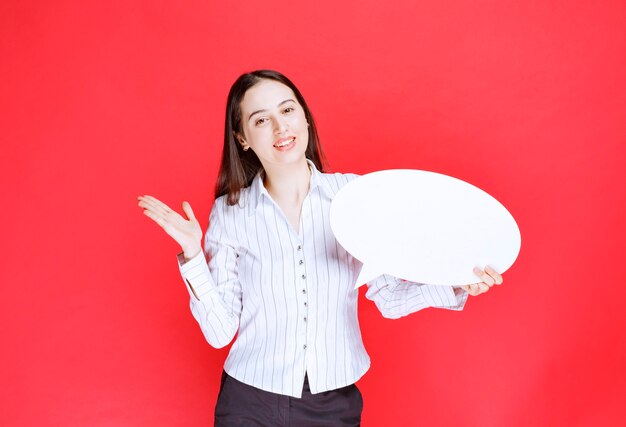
[329,170,521,288]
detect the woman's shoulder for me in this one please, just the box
[213,190,252,211]
[321,170,361,183]
[205,192,248,241]
[318,170,361,195]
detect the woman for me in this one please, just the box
[137,70,503,426]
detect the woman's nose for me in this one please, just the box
[273,116,288,134]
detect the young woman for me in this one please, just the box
[137,70,503,426]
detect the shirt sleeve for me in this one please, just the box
[176,198,242,348]
[365,274,469,319]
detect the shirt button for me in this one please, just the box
[303,344,307,350]
[299,259,304,265]
[304,317,307,322]
[304,302,307,306]
[297,245,302,251]
[302,289,306,294]
[301,274,306,279]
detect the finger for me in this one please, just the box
[473,267,495,287]
[485,265,504,285]
[182,201,196,221]
[465,284,480,296]
[138,200,168,220]
[139,196,171,217]
[466,283,487,296]
[141,195,173,215]
[143,208,167,228]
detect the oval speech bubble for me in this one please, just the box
[329,170,521,288]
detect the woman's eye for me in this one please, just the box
[255,118,267,126]
[283,107,295,113]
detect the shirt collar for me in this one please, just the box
[248,158,332,215]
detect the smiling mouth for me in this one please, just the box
[274,137,295,148]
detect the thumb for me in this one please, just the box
[182,201,196,221]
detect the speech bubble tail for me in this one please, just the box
[354,264,383,289]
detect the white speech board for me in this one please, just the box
[329,170,521,288]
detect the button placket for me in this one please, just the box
[297,242,307,297]
[297,242,308,352]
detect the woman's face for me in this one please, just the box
[236,79,309,169]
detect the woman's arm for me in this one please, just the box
[176,198,243,349]
[364,274,468,319]
[364,265,504,319]
[138,194,242,349]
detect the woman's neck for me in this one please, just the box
[263,159,312,204]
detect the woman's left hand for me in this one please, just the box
[460,266,504,296]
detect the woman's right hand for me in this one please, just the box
[137,195,203,259]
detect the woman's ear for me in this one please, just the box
[234,132,249,151]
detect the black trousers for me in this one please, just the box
[214,370,363,426]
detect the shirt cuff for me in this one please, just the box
[176,250,216,300]
[451,286,469,310]
[420,284,462,308]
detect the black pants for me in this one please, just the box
[214,370,363,426]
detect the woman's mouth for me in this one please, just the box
[274,137,296,150]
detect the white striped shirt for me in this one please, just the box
[177,159,468,398]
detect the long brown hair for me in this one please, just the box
[215,70,328,205]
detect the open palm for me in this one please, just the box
[137,195,202,256]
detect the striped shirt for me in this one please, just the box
[176,159,468,398]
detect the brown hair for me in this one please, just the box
[215,70,328,205]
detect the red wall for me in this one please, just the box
[2,1,625,425]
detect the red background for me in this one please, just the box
[2,1,625,425]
